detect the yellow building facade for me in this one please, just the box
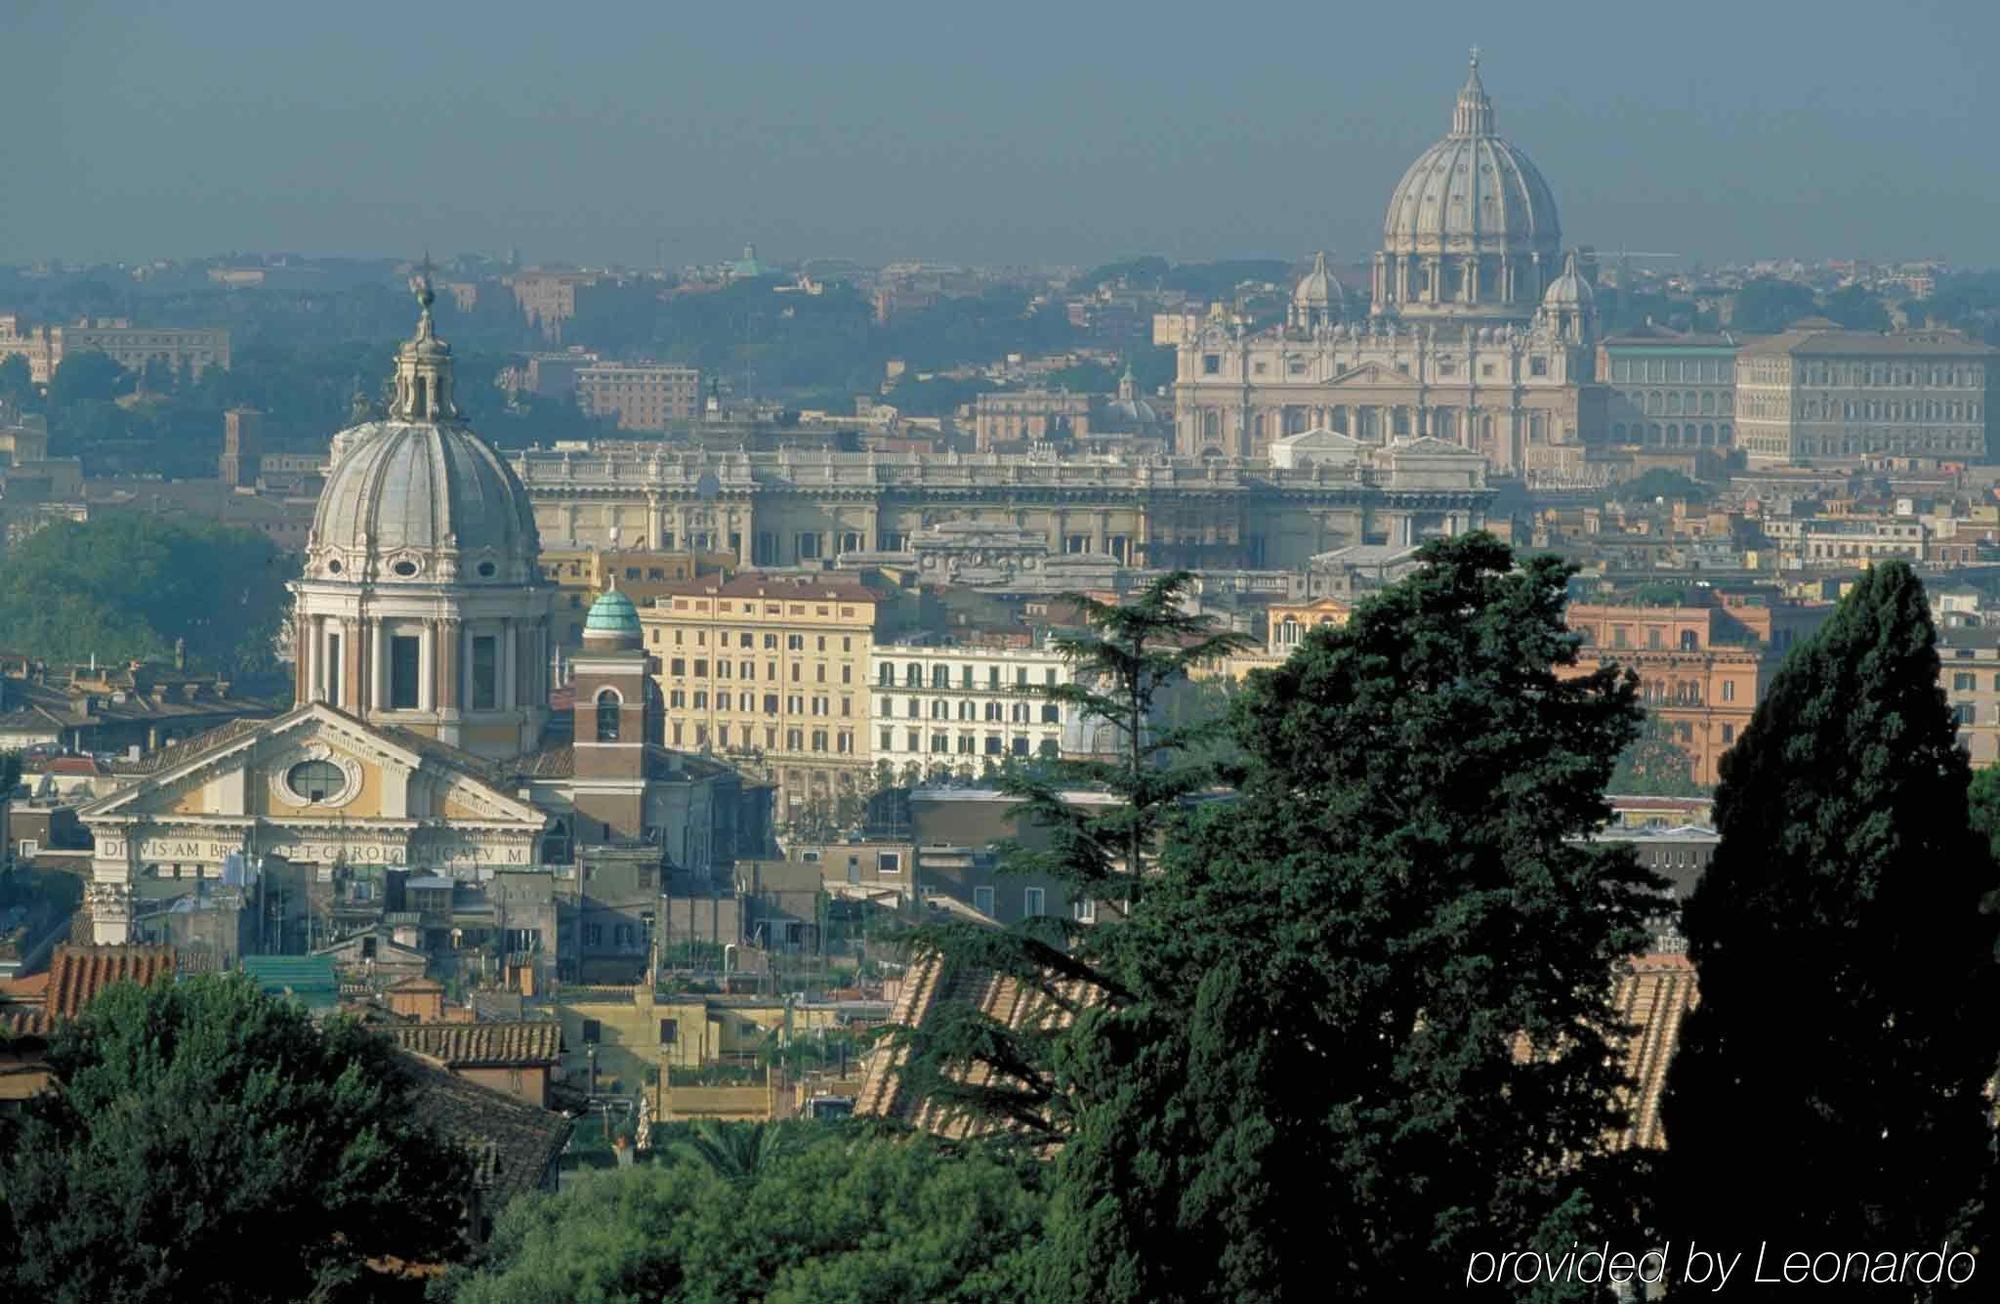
[640,574,878,820]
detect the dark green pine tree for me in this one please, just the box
[1661,561,2000,1267]
[0,973,471,1301]
[892,571,1251,1143]
[1042,534,1658,1302]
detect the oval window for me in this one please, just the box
[392,560,418,578]
[477,561,496,578]
[326,559,343,575]
[286,759,344,803]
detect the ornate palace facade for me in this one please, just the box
[510,438,1493,575]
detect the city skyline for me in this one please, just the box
[5,0,1997,269]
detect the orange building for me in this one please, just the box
[1566,593,1828,785]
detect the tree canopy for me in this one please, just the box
[1729,279,1819,333]
[1609,716,1707,796]
[0,513,294,677]
[446,1125,1045,1304]
[0,973,470,1302]
[1662,562,2000,1265]
[1043,534,1656,1300]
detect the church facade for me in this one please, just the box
[80,275,760,961]
[1173,55,1605,482]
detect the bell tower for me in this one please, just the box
[567,584,658,842]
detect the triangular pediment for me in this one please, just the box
[1387,435,1481,457]
[1327,361,1404,387]
[81,703,544,828]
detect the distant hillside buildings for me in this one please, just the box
[0,314,229,384]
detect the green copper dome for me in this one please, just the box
[583,587,642,643]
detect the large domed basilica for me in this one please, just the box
[1172,52,1603,481]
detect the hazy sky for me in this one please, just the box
[4,0,1996,269]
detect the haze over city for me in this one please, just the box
[6,0,1999,267]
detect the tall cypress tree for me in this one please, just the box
[1661,562,2000,1264]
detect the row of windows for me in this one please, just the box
[876,662,1058,689]
[878,728,1053,757]
[667,657,854,685]
[970,885,1065,919]
[661,629,854,651]
[1611,422,1731,446]
[1790,399,1982,422]
[1949,673,2000,693]
[1623,389,1735,417]
[669,690,853,716]
[1608,356,1734,384]
[671,722,855,753]
[878,695,1060,723]
[1790,433,1980,457]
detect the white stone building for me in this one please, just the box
[867,643,1078,779]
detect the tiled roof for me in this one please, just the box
[855,947,1084,1141]
[44,944,177,1019]
[0,1008,51,1037]
[397,1054,569,1207]
[119,716,269,774]
[1738,328,1994,358]
[386,1020,562,1068]
[1608,952,1699,1151]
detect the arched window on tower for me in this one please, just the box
[596,689,622,743]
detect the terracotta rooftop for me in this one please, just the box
[44,943,177,1020]
[397,1054,569,1208]
[386,1020,562,1068]
[1607,952,1700,1151]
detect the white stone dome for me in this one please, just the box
[1371,53,1564,325]
[308,419,541,586]
[1541,250,1595,310]
[1382,57,1560,256]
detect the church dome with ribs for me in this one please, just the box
[307,274,540,588]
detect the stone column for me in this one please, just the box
[298,614,316,704]
[501,623,518,711]
[370,621,387,713]
[418,621,435,712]
[439,621,461,711]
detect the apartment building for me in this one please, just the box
[868,641,1074,779]
[640,574,877,822]
[576,362,702,431]
[1735,327,1993,466]
[972,388,1091,450]
[1939,626,2000,765]
[0,315,229,384]
[1565,593,1829,785]
[1761,515,1928,570]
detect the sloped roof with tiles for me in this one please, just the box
[1606,952,1700,1151]
[397,1054,569,1208]
[45,944,177,1019]
[387,1020,562,1068]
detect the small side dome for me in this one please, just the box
[583,586,643,649]
[1542,250,1595,310]
[1289,251,1344,330]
